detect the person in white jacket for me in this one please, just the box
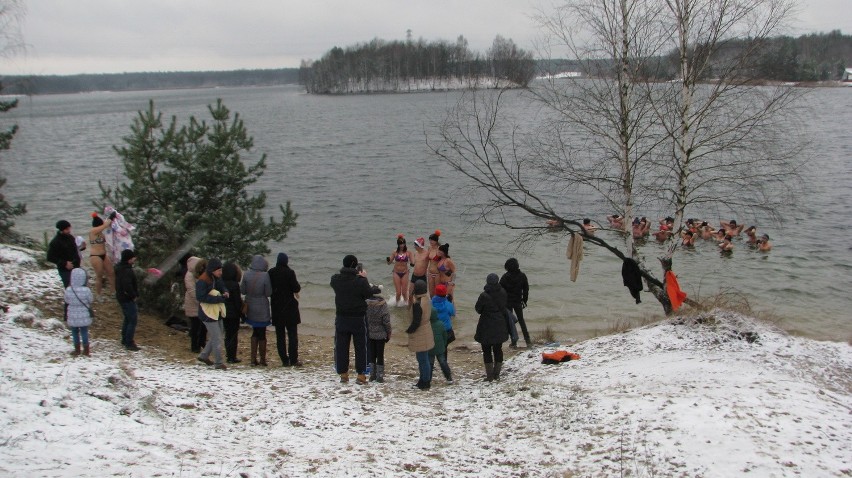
[65,267,94,356]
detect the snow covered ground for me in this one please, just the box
[1,244,850,477]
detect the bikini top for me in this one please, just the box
[89,235,105,245]
[394,253,409,263]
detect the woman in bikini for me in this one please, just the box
[434,243,457,302]
[427,230,442,296]
[88,212,114,298]
[386,234,412,307]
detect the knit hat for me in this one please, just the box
[277,252,289,266]
[413,279,427,295]
[435,284,448,297]
[486,273,499,285]
[206,258,223,273]
[56,220,71,231]
[343,254,359,269]
[120,249,136,263]
[413,237,425,249]
[91,212,104,227]
[429,230,441,242]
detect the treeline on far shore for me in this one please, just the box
[0,68,300,95]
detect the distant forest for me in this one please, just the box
[0,68,300,95]
[0,31,848,96]
[299,34,536,94]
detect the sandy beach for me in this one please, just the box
[1,243,850,477]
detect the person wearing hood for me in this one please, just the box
[221,262,244,364]
[183,256,207,353]
[196,258,229,369]
[366,288,391,382]
[115,249,140,351]
[474,273,509,381]
[499,257,531,348]
[242,255,272,366]
[47,220,81,288]
[269,252,302,367]
[330,254,374,384]
[65,267,94,356]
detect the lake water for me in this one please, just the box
[3,84,851,343]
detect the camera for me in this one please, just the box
[355,263,364,272]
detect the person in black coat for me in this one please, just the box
[221,262,244,364]
[269,252,303,366]
[474,273,509,382]
[500,257,531,348]
[114,249,140,351]
[47,220,81,287]
[330,254,374,384]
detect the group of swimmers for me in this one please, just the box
[599,215,773,252]
[385,230,456,306]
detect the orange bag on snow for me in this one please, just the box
[541,350,581,364]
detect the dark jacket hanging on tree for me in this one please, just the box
[622,258,643,304]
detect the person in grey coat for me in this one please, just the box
[241,254,272,366]
[65,267,94,356]
[474,273,509,381]
[366,291,391,382]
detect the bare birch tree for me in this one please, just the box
[428,0,804,312]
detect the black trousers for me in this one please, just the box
[189,316,207,352]
[481,343,504,363]
[508,303,531,344]
[223,316,240,360]
[367,338,386,365]
[334,315,367,375]
[275,322,299,365]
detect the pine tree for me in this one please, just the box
[100,99,297,311]
[0,82,25,241]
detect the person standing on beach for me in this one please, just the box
[475,273,509,381]
[221,262,244,364]
[386,234,412,307]
[406,280,434,390]
[195,258,229,370]
[87,213,114,298]
[65,267,94,357]
[426,230,442,296]
[500,258,531,348]
[183,256,207,353]
[114,249,140,351]
[47,220,81,288]
[366,290,392,382]
[330,254,373,384]
[269,252,303,367]
[410,237,429,301]
[242,255,272,366]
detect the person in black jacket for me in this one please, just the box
[474,273,509,381]
[330,254,374,384]
[500,257,531,348]
[114,249,140,351]
[221,262,244,364]
[269,252,303,367]
[46,220,80,287]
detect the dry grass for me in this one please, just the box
[533,326,556,344]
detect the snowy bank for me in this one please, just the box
[1,244,850,477]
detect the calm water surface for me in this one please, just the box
[3,85,851,342]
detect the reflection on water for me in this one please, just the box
[4,85,852,342]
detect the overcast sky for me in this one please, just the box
[3,0,850,76]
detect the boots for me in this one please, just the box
[339,372,349,383]
[250,337,259,366]
[356,374,368,385]
[375,364,385,383]
[369,362,377,382]
[493,362,503,381]
[258,340,268,366]
[71,343,81,357]
[83,344,90,357]
[484,362,495,382]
